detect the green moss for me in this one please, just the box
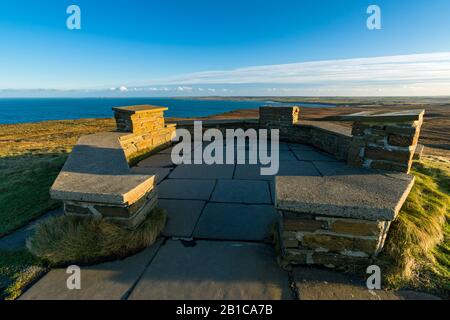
[27,208,167,267]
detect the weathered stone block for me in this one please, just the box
[365,146,413,163]
[388,134,416,147]
[283,217,326,232]
[284,249,312,264]
[369,160,409,173]
[302,233,353,253]
[326,218,385,237]
[311,252,370,271]
[283,239,299,248]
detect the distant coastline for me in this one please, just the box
[0,98,335,125]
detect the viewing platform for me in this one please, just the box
[24,104,428,299]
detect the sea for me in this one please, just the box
[0,98,335,124]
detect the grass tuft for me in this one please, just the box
[379,156,450,297]
[27,208,167,267]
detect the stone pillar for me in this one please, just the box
[259,106,299,127]
[347,110,424,173]
[113,105,177,162]
[259,106,300,141]
[113,105,167,134]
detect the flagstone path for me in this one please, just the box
[18,142,439,300]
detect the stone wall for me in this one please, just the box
[64,186,157,229]
[173,119,261,140]
[259,106,300,141]
[113,105,176,163]
[258,106,425,172]
[259,106,352,161]
[279,211,390,271]
[347,111,424,173]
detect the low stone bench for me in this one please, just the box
[276,162,414,269]
[51,105,177,228]
[50,132,157,228]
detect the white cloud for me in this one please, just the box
[141,52,450,95]
[110,85,129,92]
[176,86,193,92]
[156,52,450,85]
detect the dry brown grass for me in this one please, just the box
[27,208,166,267]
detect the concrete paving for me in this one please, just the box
[293,266,440,300]
[19,141,432,300]
[137,153,178,168]
[288,143,315,151]
[159,199,206,238]
[158,179,216,200]
[128,240,292,300]
[20,240,163,300]
[194,203,279,241]
[0,209,62,251]
[130,167,171,183]
[292,149,338,162]
[211,180,272,204]
[169,164,235,179]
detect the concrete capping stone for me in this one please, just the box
[275,172,415,222]
[320,109,425,123]
[113,105,168,114]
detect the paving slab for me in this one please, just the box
[311,160,355,176]
[288,143,315,151]
[130,167,171,184]
[157,145,192,155]
[0,209,62,251]
[158,179,216,200]
[293,267,439,300]
[128,240,292,300]
[20,240,163,300]
[158,199,206,238]
[233,164,274,181]
[137,153,178,168]
[211,180,272,204]
[277,150,298,161]
[292,150,338,162]
[193,203,279,241]
[169,164,235,179]
[234,161,320,180]
[244,141,290,151]
[276,166,415,221]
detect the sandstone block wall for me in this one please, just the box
[64,187,157,229]
[113,106,176,163]
[279,210,391,271]
[348,112,424,173]
[259,106,300,141]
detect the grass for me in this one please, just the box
[27,208,167,267]
[0,249,46,300]
[0,118,115,236]
[379,156,450,298]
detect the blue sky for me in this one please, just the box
[1,0,450,96]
